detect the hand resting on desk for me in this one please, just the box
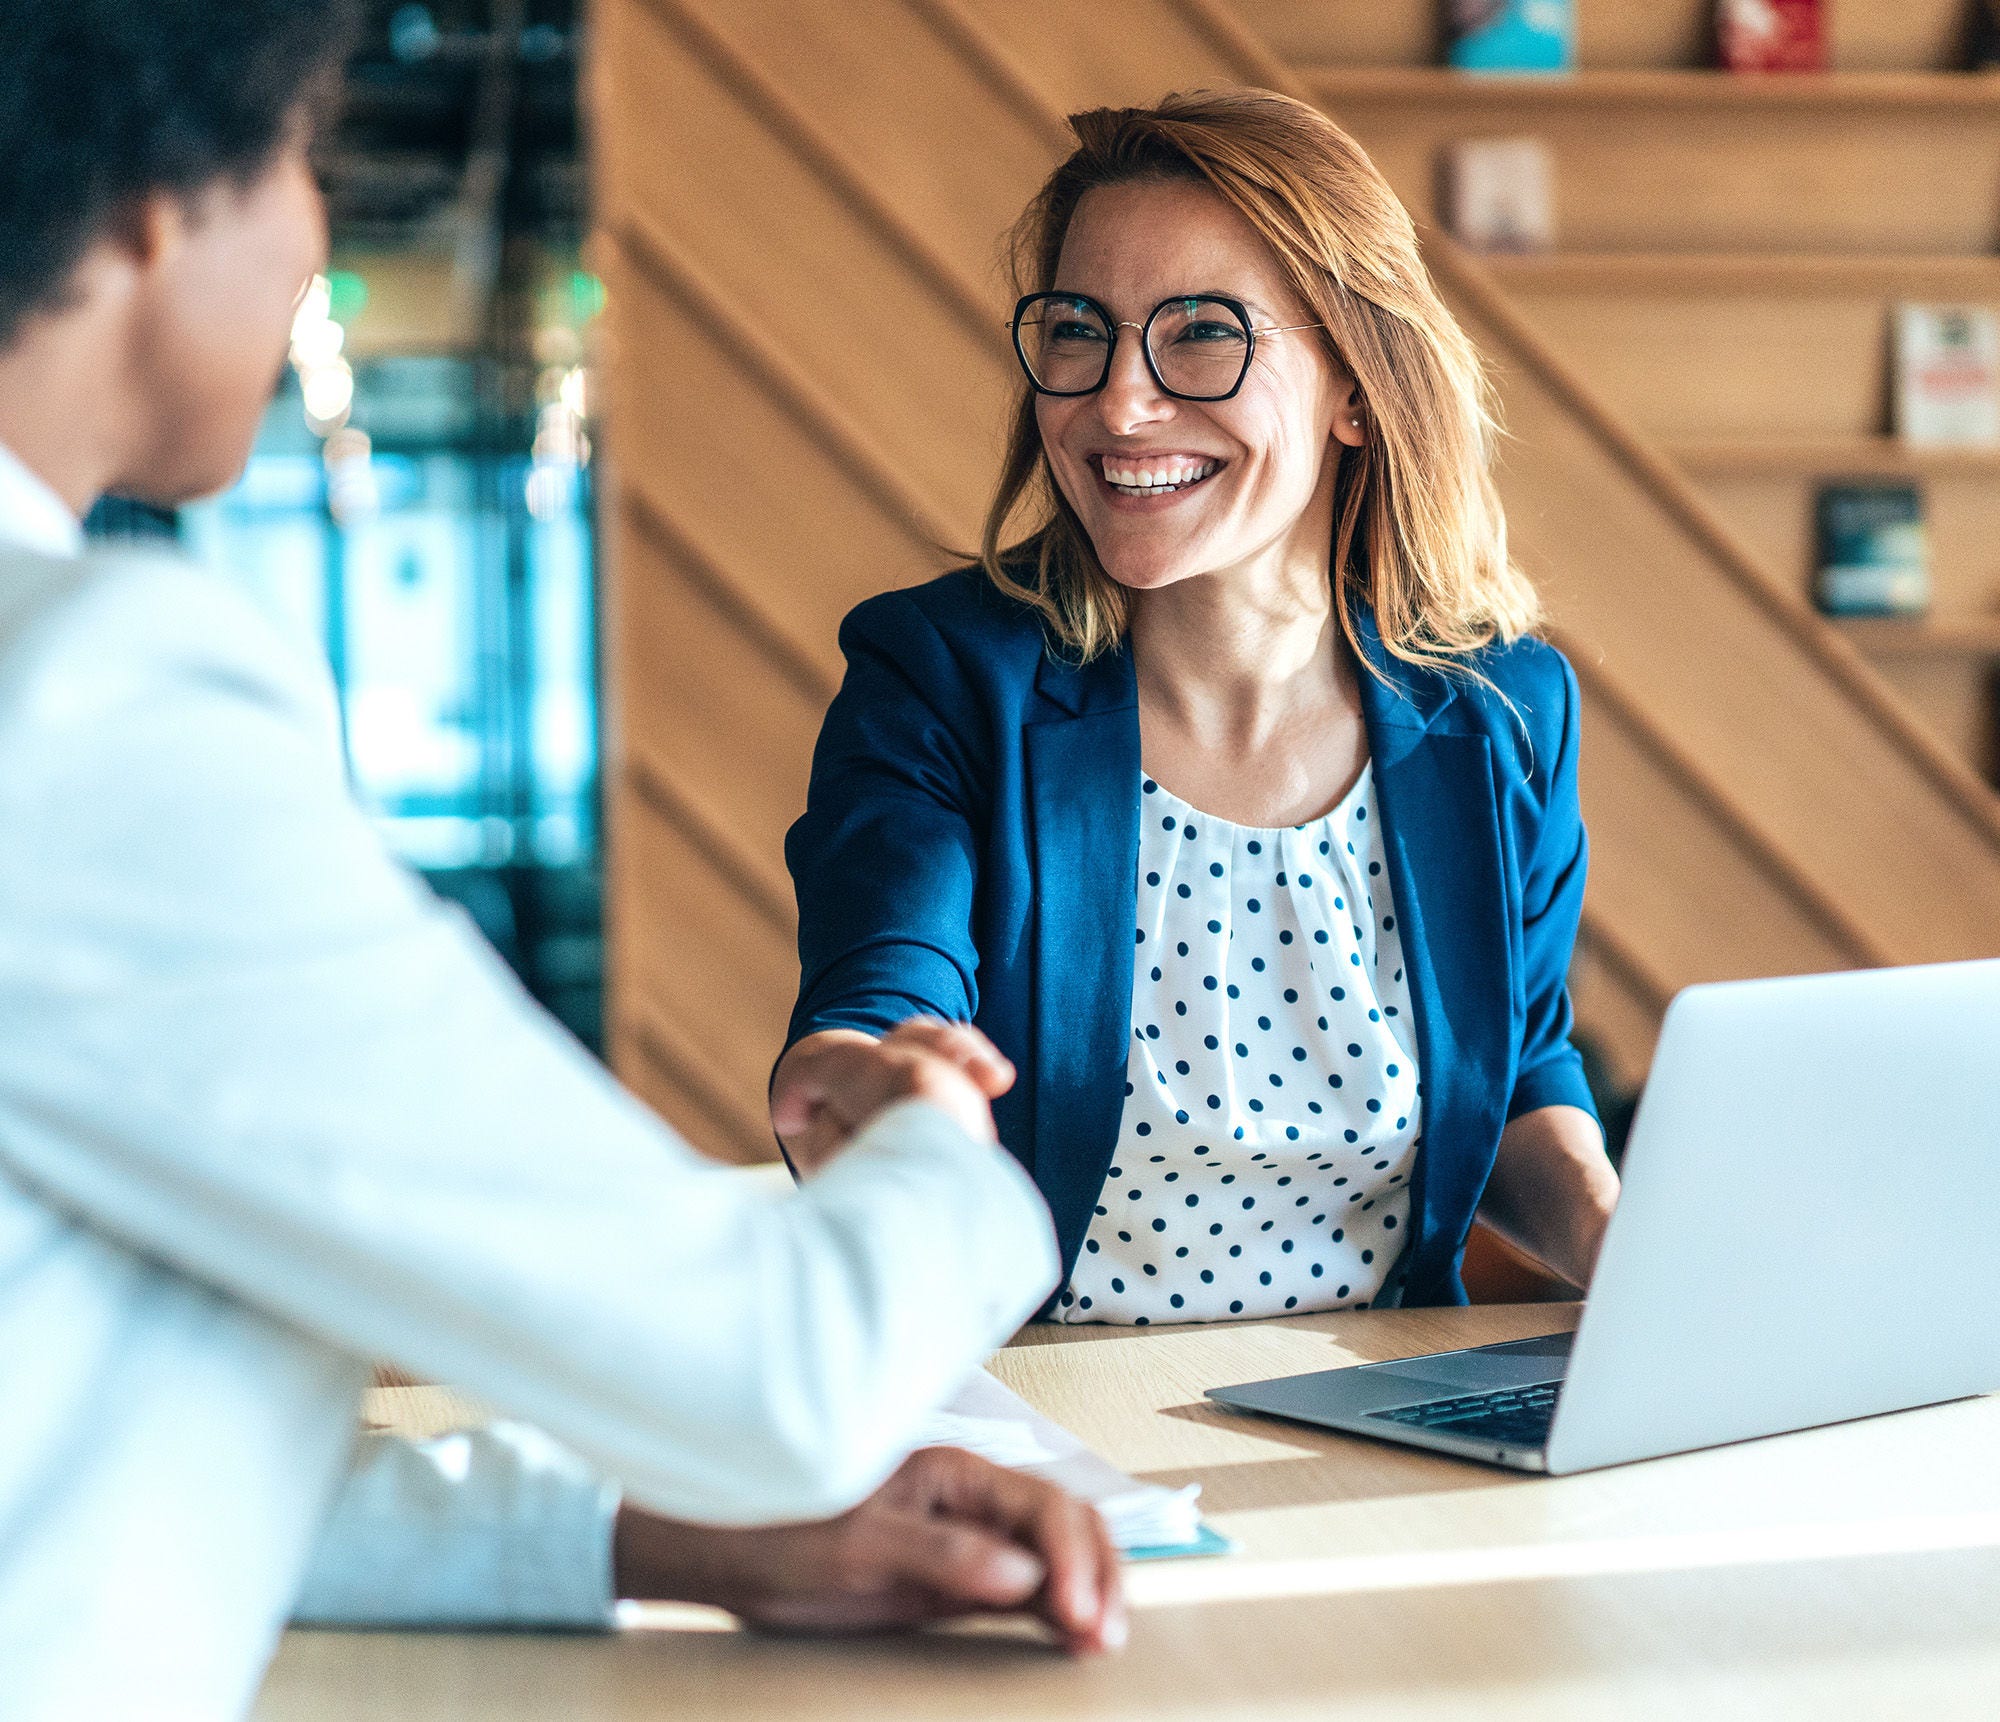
[772,1020,1017,1176]
[612,1445,1126,1654]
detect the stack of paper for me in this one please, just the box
[917,1371,1225,1560]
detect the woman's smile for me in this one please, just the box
[1090,451,1226,507]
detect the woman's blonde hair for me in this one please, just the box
[980,88,1541,671]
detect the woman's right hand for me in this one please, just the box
[770,1021,1018,1177]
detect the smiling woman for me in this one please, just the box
[773,89,1620,1325]
[982,93,1537,674]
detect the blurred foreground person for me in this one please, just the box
[0,5,1121,1717]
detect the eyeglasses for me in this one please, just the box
[1009,291,1325,403]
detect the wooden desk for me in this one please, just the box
[255,1304,2000,1719]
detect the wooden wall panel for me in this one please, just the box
[707,0,1059,302]
[592,0,2000,1162]
[609,1009,772,1163]
[1575,695,1858,984]
[964,0,1248,117]
[1568,932,1669,1093]
[597,0,1014,538]
[609,790,799,1127]
[1231,0,1437,70]
[598,245,930,673]
[614,525,826,877]
[1869,655,2000,782]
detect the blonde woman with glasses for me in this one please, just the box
[773,89,1619,1325]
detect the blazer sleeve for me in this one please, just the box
[785,590,989,1047]
[0,558,1058,1529]
[1506,649,1600,1125]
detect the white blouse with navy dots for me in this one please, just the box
[1056,766,1422,1325]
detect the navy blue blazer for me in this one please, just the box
[784,568,1598,1307]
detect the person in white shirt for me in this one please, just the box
[0,4,1122,1718]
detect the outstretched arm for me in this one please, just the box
[0,564,1058,1528]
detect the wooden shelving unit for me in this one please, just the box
[1295,50,2000,786]
[1307,67,2000,110]
[1482,254,2000,291]
[1836,616,2000,657]
[1667,437,2000,477]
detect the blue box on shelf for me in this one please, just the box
[1447,0,1574,73]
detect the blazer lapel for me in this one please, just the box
[1355,620,1514,1301]
[1024,645,1142,1276]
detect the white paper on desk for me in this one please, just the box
[916,1370,1204,1552]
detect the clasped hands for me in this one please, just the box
[620,1019,1121,1653]
[771,1019,1020,1175]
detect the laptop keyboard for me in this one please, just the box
[1367,1380,1563,1448]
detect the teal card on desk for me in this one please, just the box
[1123,1523,1237,1563]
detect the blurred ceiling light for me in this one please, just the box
[291,275,332,347]
[532,410,589,470]
[301,360,355,433]
[290,269,366,440]
[322,428,379,524]
[523,462,574,521]
[290,314,345,370]
[323,426,371,466]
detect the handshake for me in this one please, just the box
[617,1019,1126,1654]
[771,1018,1020,1175]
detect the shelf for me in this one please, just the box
[1308,67,2000,111]
[1478,253,2000,293]
[1668,437,2000,477]
[1835,616,2000,657]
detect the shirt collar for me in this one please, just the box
[0,441,85,559]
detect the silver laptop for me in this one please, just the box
[1207,958,2000,1474]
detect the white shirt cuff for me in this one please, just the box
[292,1422,618,1630]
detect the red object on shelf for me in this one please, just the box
[1715,0,1826,72]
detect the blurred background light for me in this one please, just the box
[97,1,604,1051]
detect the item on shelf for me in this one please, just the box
[1439,138,1556,252]
[1894,304,2000,448]
[1971,0,2000,69]
[1814,483,1930,618]
[1714,0,1826,71]
[1445,0,1573,73]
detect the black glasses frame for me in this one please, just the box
[1009,291,1322,403]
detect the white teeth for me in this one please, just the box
[1101,458,1219,493]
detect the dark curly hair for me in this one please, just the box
[0,0,360,348]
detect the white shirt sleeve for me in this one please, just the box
[291,1426,619,1629]
[0,554,1060,1530]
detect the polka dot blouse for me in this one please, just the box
[1056,766,1422,1326]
